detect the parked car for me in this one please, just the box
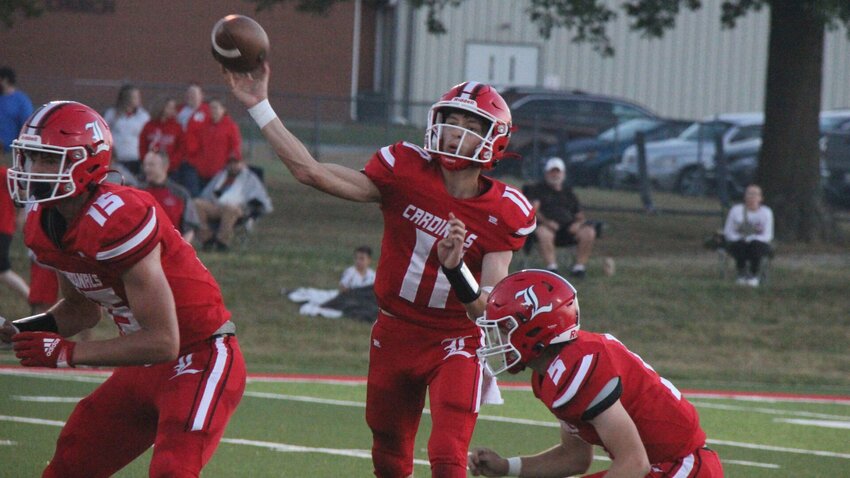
[490,87,659,179]
[543,117,691,187]
[708,110,850,201]
[613,113,764,196]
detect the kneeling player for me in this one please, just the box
[468,270,723,478]
[0,101,245,477]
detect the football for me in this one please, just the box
[211,14,269,73]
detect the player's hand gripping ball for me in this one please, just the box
[211,14,269,73]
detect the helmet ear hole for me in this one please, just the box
[532,342,545,354]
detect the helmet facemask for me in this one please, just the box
[8,140,85,204]
[476,315,523,375]
[425,105,509,171]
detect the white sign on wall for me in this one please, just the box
[464,42,539,87]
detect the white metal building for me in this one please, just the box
[388,0,850,122]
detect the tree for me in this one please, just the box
[251,0,850,242]
[0,0,41,29]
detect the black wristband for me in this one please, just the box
[441,260,481,304]
[13,313,59,333]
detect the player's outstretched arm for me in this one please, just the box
[223,63,380,203]
[469,422,593,477]
[589,400,651,477]
[70,244,180,367]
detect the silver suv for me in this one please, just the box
[613,113,763,196]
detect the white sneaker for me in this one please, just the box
[736,276,748,285]
[747,277,760,287]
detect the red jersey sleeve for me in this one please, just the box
[81,189,162,272]
[363,141,410,191]
[498,184,536,250]
[542,342,620,419]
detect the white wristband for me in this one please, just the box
[247,99,277,129]
[506,456,522,477]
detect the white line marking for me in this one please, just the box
[0,440,17,446]
[0,415,66,427]
[221,438,431,466]
[774,418,850,430]
[0,368,107,383]
[707,439,850,459]
[245,391,364,407]
[691,401,850,420]
[686,392,850,406]
[723,459,780,469]
[12,395,83,403]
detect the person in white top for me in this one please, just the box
[339,245,376,292]
[102,84,149,178]
[723,184,774,286]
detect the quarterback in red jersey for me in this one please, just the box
[225,63,535,477]
[469,270,723,478]
[0,101,245,477]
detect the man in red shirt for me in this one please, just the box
[469,270,723,478]
[175,83,211,197]
[187,98,241,189]
[225,65,535,477]
[0,101,245,477]
[138,97,184,174]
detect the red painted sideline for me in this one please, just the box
[3,366,849,403]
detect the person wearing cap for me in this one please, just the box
[522,157,598,278]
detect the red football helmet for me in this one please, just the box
[8,101,112,205]
[476,269,580,375]
[424,81,512,170]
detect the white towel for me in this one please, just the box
[481,361,504,405]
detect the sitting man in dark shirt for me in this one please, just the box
[523,157,599,278]
[140,150,199,244]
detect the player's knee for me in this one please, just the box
[372,436,413,478]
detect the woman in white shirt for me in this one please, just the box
[723,184,774,286]
[339,245,376,292]
[103,84,149,178]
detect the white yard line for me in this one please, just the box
[773,418,850,430]
[12,395,83,403]
[707,439,850,460]
[691,401,850,420]
[722,459,780,469]
[0,440,17,446]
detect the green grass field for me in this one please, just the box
[0,369,848,477]
[1,147,849,476]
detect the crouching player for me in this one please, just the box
[468,270,723,477]
[0,101,245,477]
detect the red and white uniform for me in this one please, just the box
[363,142,536,478]
[25,183,245,477]
[533,331,723,477]
[365,141,535,330]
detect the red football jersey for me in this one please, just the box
[363,142,536,330]
[24,183,230,351]
[532,331,706,464]
[139,118,185,172]
[0,168,17,235]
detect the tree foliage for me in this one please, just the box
[0,0,41,29]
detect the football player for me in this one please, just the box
[0,101,245,477]
[468,269,723,477]
[224,65,536,478]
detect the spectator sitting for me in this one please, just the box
[523,157,599,279]
[140,150,199,244]
[723,183,774,287]
[0,66,33,160]
[194,156,272,251]
[189,98,241,191]
[103,83,149,178]
[138,97,184,177]
[339,245,376,292]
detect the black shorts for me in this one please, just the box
[0,233,11,272]
[554,227,578,247]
